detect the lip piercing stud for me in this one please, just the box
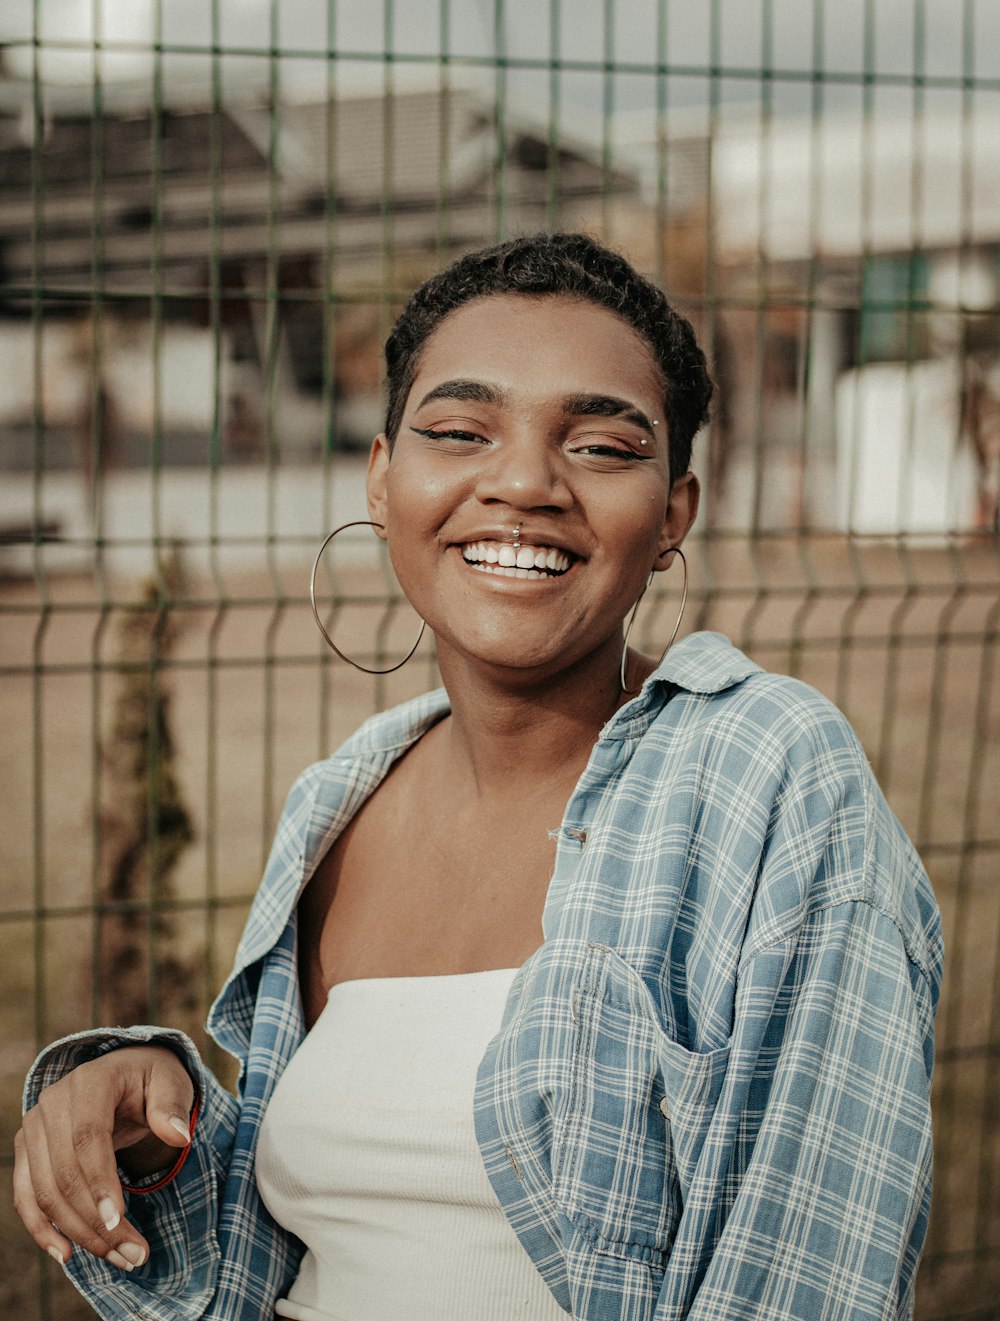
[512,523,521,548]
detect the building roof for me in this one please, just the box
[712,104,1000,261]
[0,80,637,295]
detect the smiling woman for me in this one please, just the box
[368,292,697,693]
[15,234,942,1321]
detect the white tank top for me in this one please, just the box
[255,969,567,1320]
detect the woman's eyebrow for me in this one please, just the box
[562,393,656,441]
[414,379,508,409]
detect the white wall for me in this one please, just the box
[834,359,979,535]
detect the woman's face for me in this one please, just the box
[367,293,698,683]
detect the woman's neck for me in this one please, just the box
[434,640,644,794]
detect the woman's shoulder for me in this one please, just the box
[659,631,865,768]
[655,634,940,980]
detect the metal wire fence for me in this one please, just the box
[1,1,998,1317]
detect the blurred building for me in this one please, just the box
[2,72,997,535]
[0,75,639,468]
[709,105,999,533]
[613,102,1000,533]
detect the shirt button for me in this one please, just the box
[659,1097,669,1118]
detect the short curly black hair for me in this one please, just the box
[383,232,712,486]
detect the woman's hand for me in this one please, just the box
[13,1045,195,1271]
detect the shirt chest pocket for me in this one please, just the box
[553,943,730,1266]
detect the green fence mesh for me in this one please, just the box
[1,2,998,1316]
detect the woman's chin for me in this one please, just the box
[435,632,621,688]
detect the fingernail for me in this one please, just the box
[107,1249,134,1272]
[118,1241,147,1267]
[169,1116,191,1142]
[98,1197,120,1232]
[47,1246,66,1265]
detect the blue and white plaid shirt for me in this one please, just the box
[25,632,943,1321]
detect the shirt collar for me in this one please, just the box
[219,632,761,996]
[599,631,763,741]
[341,632,763,757]
[334,686,451,758]
[655,630,763,695]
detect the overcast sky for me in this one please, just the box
[2,0,998,124]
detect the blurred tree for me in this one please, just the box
[95,545,198,1027]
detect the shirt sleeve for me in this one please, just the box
[23,1025,239,1321]
[654,700,941,1321]
[675,902,935,1319]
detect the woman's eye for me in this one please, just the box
[410,425,486,445]
[572,440,649,461]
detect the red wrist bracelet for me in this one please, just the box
[122,1097,200,1196]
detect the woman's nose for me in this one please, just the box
[473,435,573,510]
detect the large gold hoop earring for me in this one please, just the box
[310,520,426,674]
[620,547,688,694]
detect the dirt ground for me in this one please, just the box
[1,536,998,1318]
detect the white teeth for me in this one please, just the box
[461,540,572,577]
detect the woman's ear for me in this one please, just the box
[654,471,699,570]
[366,434,391,536]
